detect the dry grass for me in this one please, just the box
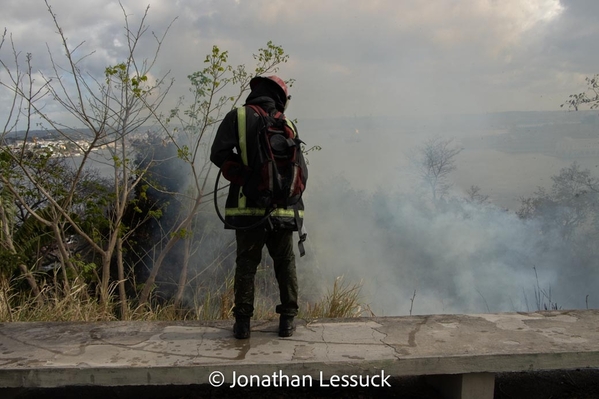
[190,268,236,320]
[301,276,369,320]
[0,278,117,322]
[0,272,366,323]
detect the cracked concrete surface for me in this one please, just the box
[0,310,598,388]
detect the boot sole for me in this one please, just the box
[278,329,294,337]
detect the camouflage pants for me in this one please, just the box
[233,228,298,318]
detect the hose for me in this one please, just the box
[213,168,274,230]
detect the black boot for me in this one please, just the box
[278,315,295,337]
[233,316,250,339]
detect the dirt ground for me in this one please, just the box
[3,368,599,399]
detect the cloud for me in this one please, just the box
[0,0,588,120]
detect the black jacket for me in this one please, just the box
[210,96,307,230]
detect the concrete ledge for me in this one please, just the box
[1,310,598,398]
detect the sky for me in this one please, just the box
[1,0,599,121]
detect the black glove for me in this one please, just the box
[222,156,251,186]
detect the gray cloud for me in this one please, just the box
[2,0,594,120]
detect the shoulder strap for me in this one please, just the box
[247,104,268,117]
[247,104,287,121]
[237,107,248,166]
[285,119,297,138]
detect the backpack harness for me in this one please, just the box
[213,105,307,256]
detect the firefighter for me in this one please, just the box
[210,75,307,339]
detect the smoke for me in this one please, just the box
[297,118,599,317]
[302,174,596,316]
[142,113,599,317]
[127,132,236,301]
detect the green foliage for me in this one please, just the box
[11,209,55,259]
[562,74,599,111]
[0,251,24,275]
[518,162,599,253]
[300,144,322,165]
[70,256,98,282]
[105,63,149,97]
[168,41,290,141]
[171,228,192,240]
[176,145,190,161]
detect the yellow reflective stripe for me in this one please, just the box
[238,190,246,209]
[225,208,304,218]
[236,107,298,212]
[237,107,248,209]
[285,119,297,137]
[237,107,248,165]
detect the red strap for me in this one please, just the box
[247,104,284,120]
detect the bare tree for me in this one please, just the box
[465,185,489,205]
[1,2,295,315]
[0,1,174,310]
[137,42,292,307]
[517,162,599,244]
[411,136,463,203]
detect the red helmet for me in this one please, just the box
[250,75,291,110]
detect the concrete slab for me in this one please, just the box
[0,310,598,396]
